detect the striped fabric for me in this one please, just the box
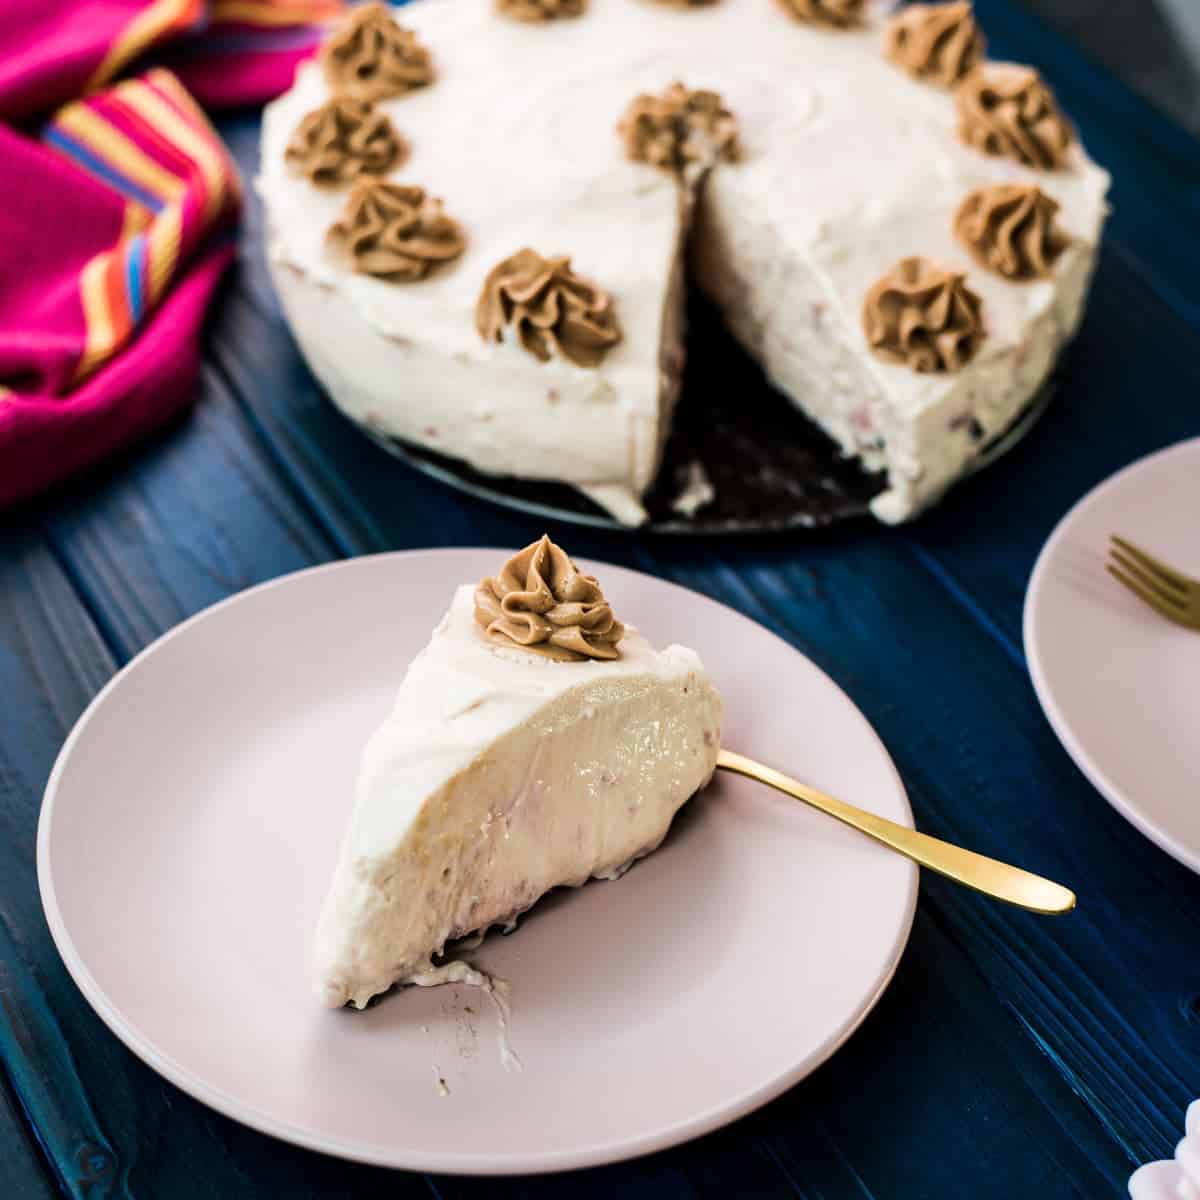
[211,0,344,25]
[0,1,342,507]
[86,0,209,93]
[45,69,242,382]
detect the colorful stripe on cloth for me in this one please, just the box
[84,0,341,94]
[167,1,342,107]
[210,0,343,26]
[43,67,241,383]
[86,0,209,93]
[0,0,343,509]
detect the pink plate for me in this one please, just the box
[39,549,916,1174]
[1025,439,1200,874]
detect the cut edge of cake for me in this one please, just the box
[312,544,723,1009]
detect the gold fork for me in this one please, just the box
[1106,535,1200,630]
[717,750,1076,915]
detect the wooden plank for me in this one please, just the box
[0,1028,60,1200]
[0,534,445,1199]
[0,533,126,1200]
[37,356,339,662]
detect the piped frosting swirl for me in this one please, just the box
[496,0,585,22]
[619,82,739,174]
[862,256,985,373]
[285,97,404,187]
[475,535,625,662]
[883,2,984,88]
[956,63,1073,168]
[776,0,863,29]
[329,182,465,281]
[476,249,621,367]
[954,183,1069,280]
[321,3,434,102]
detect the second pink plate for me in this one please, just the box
[1025,439,1200,874]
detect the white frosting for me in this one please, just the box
[260,0,1109,523]
[1182,1102,1200,1200]
[312,584,723,1009]
[1130,1101,1200,1200]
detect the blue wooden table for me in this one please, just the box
[3,2,1200,1195]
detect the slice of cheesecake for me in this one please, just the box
[313,538,723,1009]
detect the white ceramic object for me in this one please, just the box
[1129,1100,1200,1199]
[39,549,916,1174]
[1025,439,1200,874]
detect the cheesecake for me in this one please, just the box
[259,0,1109,523]
[313,537,723,1008]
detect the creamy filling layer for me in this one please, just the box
[313,588,722,1009]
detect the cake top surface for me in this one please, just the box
[260,0,1110,416]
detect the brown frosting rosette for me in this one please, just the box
[954,183,1069,280]
[956,63,1073,168]
[776,0,863,28]
[862,256,985,373]
[619,83,739,174]
[496,0,585,22]
[285,97,404,187]
[321,3,434,102]
[883,2,984,88]
[475,249,621,367]
[328,182,465,281]
[475,535,625,662]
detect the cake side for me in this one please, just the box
[267,248,679,493]
[313,582,722,1009]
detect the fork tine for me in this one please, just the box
[1107,564,1192,627]
[1109,548,1189,610]
[1110,535,1193,592]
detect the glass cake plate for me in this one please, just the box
[346,299,1057,535]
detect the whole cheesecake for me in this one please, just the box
[259,0,1109,524]
[314,537,723,1008]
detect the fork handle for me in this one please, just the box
[716,749,1076,915]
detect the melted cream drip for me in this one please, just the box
[410,960,522,1071]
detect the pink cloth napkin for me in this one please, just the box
[0,0,342,509]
